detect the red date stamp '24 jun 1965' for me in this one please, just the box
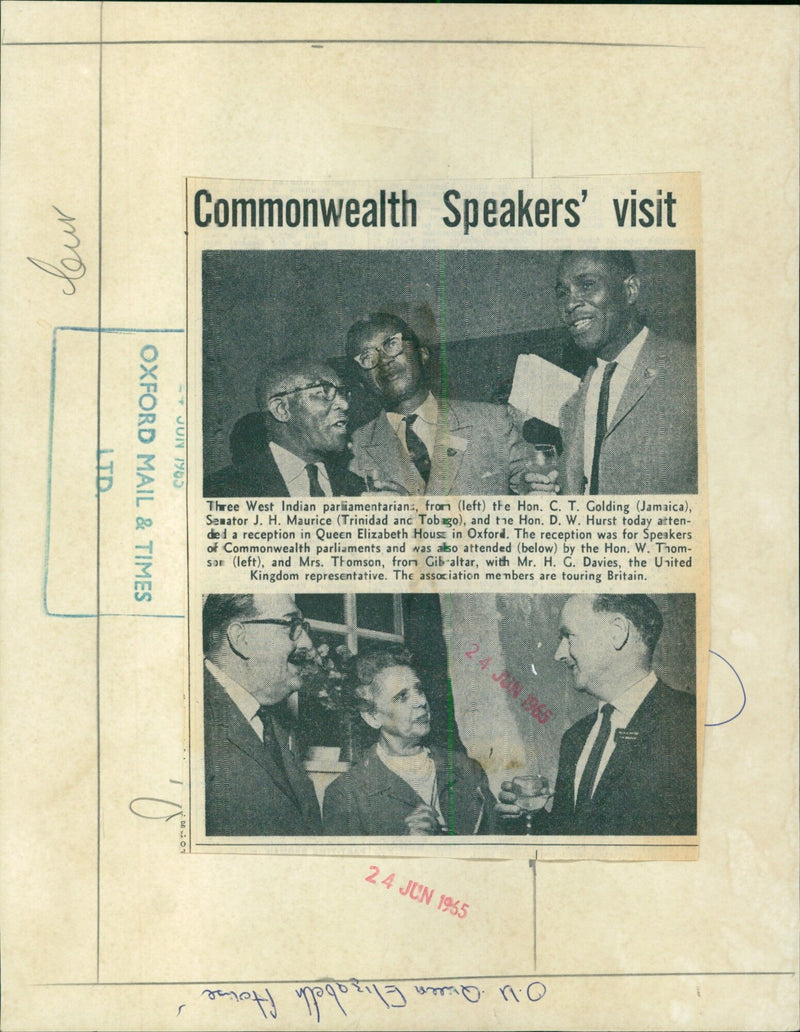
[465,644,553,724]
[365,865,470,919]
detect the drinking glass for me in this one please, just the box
[512,774,550,834]
[529,444,558,477]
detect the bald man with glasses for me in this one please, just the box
[204,356,366,497]
[202,593,324,836]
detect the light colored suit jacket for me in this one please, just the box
[559,333,698,495]
[350,399,530,496]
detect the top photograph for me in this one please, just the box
[202,249,698,499]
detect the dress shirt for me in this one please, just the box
[205,658,265,738]
[386,391,439,459]
[205,658,295,751]
[573,670,658,804]
[376,741,446,827]
[583,326,649,486]
[269,442,332,497]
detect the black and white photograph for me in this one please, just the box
[198,590,697,842]
[201,250,698,500]
[5,5,797,1028]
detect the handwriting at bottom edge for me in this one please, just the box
[197,978,547,1022]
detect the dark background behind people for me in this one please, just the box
[281,591,694,802]
[203,250,695,475]
[295,592,464,762]
[442,592,695,798]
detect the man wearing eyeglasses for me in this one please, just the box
[204,357,366,498]
[346,312,533,496]
[202,592,323,836]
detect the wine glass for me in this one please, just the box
[529,444,558,477]
[511,774,550,834]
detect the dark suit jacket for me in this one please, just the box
[559,332,698,494]
[203,667,321,836]
[543,680,697,836]
[323,744,497,836]
[349,399,531,496]
[204,412,365,497]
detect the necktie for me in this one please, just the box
[589,361,618,494]
[575,703,615,813]
[404,414,432,484]
[257,705,315,815]
[305,462,326,497]
[255,705,285,769]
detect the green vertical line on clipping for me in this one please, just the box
[437,250,449,380]
[437,249,452,478]
[446,671,456,833]
[436,252,457,833]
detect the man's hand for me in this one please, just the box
[495,781,523,820]
[357,468,410,495]
[514,468,560,494]
[404,804,441,835]
[362,477,409,496]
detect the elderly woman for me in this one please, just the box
[323,646,496,836]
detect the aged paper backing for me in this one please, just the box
[0,3,797,1030]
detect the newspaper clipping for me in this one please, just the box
[186,174,706,860]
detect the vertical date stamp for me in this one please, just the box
[465,644,554,723]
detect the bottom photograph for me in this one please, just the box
[195,591,697,842]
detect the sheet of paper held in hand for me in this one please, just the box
[1,4,797,1032]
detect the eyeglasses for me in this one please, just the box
[240,616,312,641]
[353,332,408,370]
[268,380,350,404]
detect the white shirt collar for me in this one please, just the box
[385,391,439,434]
[269,441,331,496]
[600,325,649,374]
[205,658,262,726]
